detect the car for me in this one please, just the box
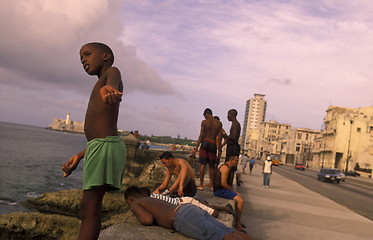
[295,163,305,171]
[272,159,280,166]
[317,168,342,183]
[345,171,360,177]
[339,172,346,181]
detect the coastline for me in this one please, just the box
[0,138,195,239]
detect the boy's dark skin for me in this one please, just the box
[154,156,196,197]
[215,156,245,231]
[61,42,123,240]
[125,194,254,240]
[225,109,241,186]
[192,109,223,189]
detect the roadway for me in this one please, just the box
[272,164,373,221]
[238,162,373,240]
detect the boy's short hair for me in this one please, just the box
[86,42,114,65]
[159,151,173,160]
[229,109,238,117]
[203,108,213,116]
[124,186,142,199]
[139,187,151,196]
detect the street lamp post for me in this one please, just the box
[345,120,353,173]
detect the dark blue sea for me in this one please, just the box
[0,122,86,214]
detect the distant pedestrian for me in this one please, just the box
[249,156,255,174]
[240,154,249,174]
[262,156,273,188]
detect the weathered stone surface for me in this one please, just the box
[24,189,128,222]
[0,212,79,240]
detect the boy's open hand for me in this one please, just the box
[100,85,123,104]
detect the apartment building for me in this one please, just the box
[312,106,373,172]
[283,128,320,166]
[241,94,267,154]
[256,120,291,160]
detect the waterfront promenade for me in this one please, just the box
[99,164,373,240]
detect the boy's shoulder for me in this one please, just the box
[105,66,121,74]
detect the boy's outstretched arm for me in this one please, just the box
[61,149,85,177]
[100,67,123,104]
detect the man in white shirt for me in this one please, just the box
[262,156,273,188]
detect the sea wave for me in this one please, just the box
[25,192,44,198]
[0,199,17,206]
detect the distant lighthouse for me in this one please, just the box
[66,112,71,125]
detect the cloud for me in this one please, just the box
[267,78,293,86]
[0,0,177,96]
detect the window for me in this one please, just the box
[357,127,361,132]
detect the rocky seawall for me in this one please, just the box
[0,136,194,240]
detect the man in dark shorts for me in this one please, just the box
[224,109,241,186]
[214,154,245,232]
[154,151,197,197]
[124,186,254,240]
[192,108,222,191]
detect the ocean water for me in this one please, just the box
[0,122,86,214]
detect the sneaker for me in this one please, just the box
[263,185,266,188]
[265,186,269,188]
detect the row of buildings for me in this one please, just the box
[240,94,373,173]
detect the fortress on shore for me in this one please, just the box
[48,113,84,133]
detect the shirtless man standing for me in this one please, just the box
[125,186,254,240]
[193,108,222,190]
[154,151,197,197]
[225,109,241,186]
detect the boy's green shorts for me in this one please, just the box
[83,136,126,191]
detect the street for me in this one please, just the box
[237,162,373,240]
[273,164,373,221]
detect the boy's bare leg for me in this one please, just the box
[79,185,108,240]
[198,164,206,189]
[208,165,215,188]
[233,194,244,231]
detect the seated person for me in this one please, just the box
[154,151,197,197]
[124,186,254,240]
[139,186,236,218]
[213,154,245,232]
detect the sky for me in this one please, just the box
[1,0,372,140]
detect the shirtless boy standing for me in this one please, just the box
[154,151,197,197]
[225,109,241,186]
[193,108,222,190]
[62,42,126,240]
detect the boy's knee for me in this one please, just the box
[234,195,244,203]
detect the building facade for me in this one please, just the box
[241,94,267,155]
[312,106,373,172]
[256,120,291,160]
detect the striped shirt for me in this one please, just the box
[150,193,181,205]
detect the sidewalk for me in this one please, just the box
[240,163,373,240]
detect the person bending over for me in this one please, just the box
[154,151,197,197]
